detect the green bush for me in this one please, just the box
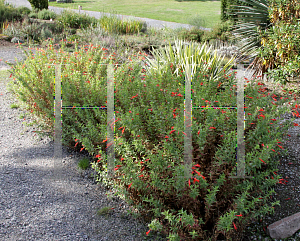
[78,158,90,170]
[202,20,234,43]
[99,15,145,35]
[257,0,300,85]
[28,11,38,19]
[37,9,56,20]
[2,17,54,43]
[16,6,31,16]
[0,1,24,24]
[46,21,64,34]
[7,40,298,240]
[177,27,205,43]
[56,9,98,29]
[221,0,239,22]
[187,13,207,28]
[28,0,48,11]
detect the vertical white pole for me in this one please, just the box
[53,64,63,181]
[107,64,115,178]
[236,67,246,177]
[182,65,193,190]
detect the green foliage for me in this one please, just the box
[143,38,236,85]
[97,206,113,216]
[260,0,300,86]
[37,9,57,20]
[78,157,90,170]
[177,27,205,43]
[16,6,31,16]
[2,17,54,43]
[202,20,234,43]
[99,15,145,35]
[186,13,207,29]
[221,0,228,22]
[6,18,300,241]
[28,0,48,11]
[10,103,19,109]
[28,11,38,19]
[0,1,24,24]
[227,0,272,79]
[56,9,98,29]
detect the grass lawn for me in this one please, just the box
[49,0,221,29]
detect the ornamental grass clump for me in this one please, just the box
[143,38,236,88]
[99,15,145,35]
[6,39,300,240]
[56,9,98,29]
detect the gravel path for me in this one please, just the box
[4,0,211,32]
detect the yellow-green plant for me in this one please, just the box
[78,157,90,170]
[99,15,145,35]
[97,206,113,216]
[255,0,300,84]
[143,37,236,86]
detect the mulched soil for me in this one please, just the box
[0,39,16,48]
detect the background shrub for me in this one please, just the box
[37,9,57,20]
[99,15,145,35]
[2,17,54,43]
[28,0,48,11]
[259,0,300,85]
[16,6,31,16]
[0,0,23,25]
[56,9,98,29]
[28,11,38,19]
[202,20,235,43]
[187,13,207,28]
[177,27,205,43]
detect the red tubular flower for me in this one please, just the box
[259,158,265,164]
[193,178,199,183]
[146,229,151,235]
[233,222,237,230]
[169,130,176,134]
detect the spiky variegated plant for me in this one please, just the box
[143,37,236,86]
[226,0,272,80]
